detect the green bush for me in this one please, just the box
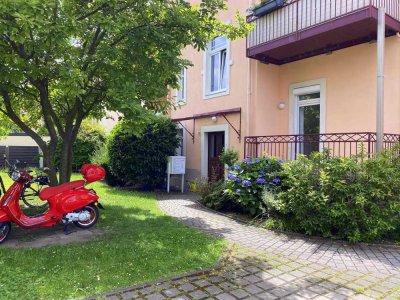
[90,134,125,187]
[196,179,237,211]
[225,157,283,216]
[220,148,239,167]
[107,117,179,190]
[264,149,400,242]
[55,120,106,171]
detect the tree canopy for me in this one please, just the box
[0,0,249,184]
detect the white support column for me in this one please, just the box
[38,146,44,168]
[376,7,385,153]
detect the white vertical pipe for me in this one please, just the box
[246,0,253,138]
[376,7,385,153]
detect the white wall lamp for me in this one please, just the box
[211,116,218,123]
[278,102,286,110]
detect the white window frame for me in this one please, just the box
[289,79,326,159]
[203,37,230,100]
[289,79,326,136]
[295,88,321,136]
[175,124,186,156]
[176,68,187,105]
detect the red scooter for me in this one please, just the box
[0,162,106,243]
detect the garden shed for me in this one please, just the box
[0,133,48,168]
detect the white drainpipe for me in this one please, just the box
[376,7,385,153]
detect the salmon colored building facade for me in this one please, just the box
[170,0,400,181]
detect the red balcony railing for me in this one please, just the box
[244,132,400,160]
[247,0,400,64]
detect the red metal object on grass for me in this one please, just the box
[0,163,106,243]
[80,164,106,183]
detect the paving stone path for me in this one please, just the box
[157,194,400,275]
[94,194,400,300]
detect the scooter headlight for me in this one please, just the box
[11,171,21,181]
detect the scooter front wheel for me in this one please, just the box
[0,222,11,244]
[74,204,99,229]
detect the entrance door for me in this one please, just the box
[208,132,225,182]
[296,90,321,156]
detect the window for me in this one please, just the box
[176,68,187,104]
[175,127,185,156]
[205,36,229,97]
[289,80,326,159]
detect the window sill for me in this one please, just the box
[203,89,229,100]
[176,101,187,107]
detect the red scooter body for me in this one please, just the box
[0,164,105,232]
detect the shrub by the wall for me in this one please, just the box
[56,120,106,171]
[220,148,239,167]
[107,118,179,190]
[91,145,124,187]
[225,157,283,215]
[195,179,238,211]
[264,149,400,242]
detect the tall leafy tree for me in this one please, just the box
[0,0,249,184]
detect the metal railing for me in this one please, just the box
[247,0,400,49]
[244,132,400,160]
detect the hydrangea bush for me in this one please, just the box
[225,156,283,215]
[264,149,400,242]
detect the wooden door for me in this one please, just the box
[208,132,225,182]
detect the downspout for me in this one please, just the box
[246,55,251,138]
[246,0,253,138]
[376,7,385,153]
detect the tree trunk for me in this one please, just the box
[42,146,59,186]
[59,136,74,184]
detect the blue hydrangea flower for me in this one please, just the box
[255,158,260,163]
[236,189,242,193]
[243,158,251,164]
[256,178,266,184]
[272,178,281,185]
[227,173,236,180]
[235,177,242,183]
[234,164,241,170]
[259,170,265,175]
[279,159,284,163]
[228,165,233,171]
[242,180,251,186]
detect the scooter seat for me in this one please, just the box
[39,180,85,200]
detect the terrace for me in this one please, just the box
[247,0,400,64]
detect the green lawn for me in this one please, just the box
[0,174,226,300]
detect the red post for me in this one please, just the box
[244,138,247,159]
[367,132,372,157]
[255,138,259,158]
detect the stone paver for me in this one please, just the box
[89,194,400,300]
[157,194,400,274]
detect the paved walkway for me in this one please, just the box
[95,194,400,300]
[157,194,400,275]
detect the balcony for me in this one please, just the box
[247,0,400,64]
[244,132,400,160]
